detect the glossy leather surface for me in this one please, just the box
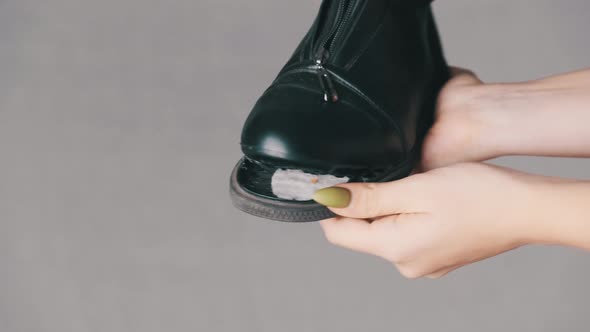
[241,0,449,171]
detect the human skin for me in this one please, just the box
[422,67,590,170]
[314,67,590,279]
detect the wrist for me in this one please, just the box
[520,176,590,250]
[471,82,539,158]
[473,77,590,159]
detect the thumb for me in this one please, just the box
[313,174,427,219]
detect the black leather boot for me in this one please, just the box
[230,0,449,222]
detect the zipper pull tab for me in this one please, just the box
[315,50,339,103]
[317,66,339,103]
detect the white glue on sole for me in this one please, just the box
[271,169,350,201]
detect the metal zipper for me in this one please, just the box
[314,0,356,103]
[327,0,355,51]
[315,50,339,102]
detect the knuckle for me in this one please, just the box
[323,229,348,248]
[323,230,340,246]
[370,221,405,263]
[436,86,460,113]
[377,246,404,264]
[355,184,380,217]
[387,251,406,265]
[397,266,423,280]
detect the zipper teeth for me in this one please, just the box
[316,0,346,55]
[314,0,356,103]
[328,0,355,51]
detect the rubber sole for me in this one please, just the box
[229,156,415,223]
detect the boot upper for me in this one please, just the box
[241,0,448,172]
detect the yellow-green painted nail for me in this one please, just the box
[313,187,351,208]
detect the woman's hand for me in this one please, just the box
[421,67,590,170]
[314,67,590,278]
[314,163,590,279]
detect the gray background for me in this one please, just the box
[1,0,589,331]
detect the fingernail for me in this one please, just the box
[313,187,351,208]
